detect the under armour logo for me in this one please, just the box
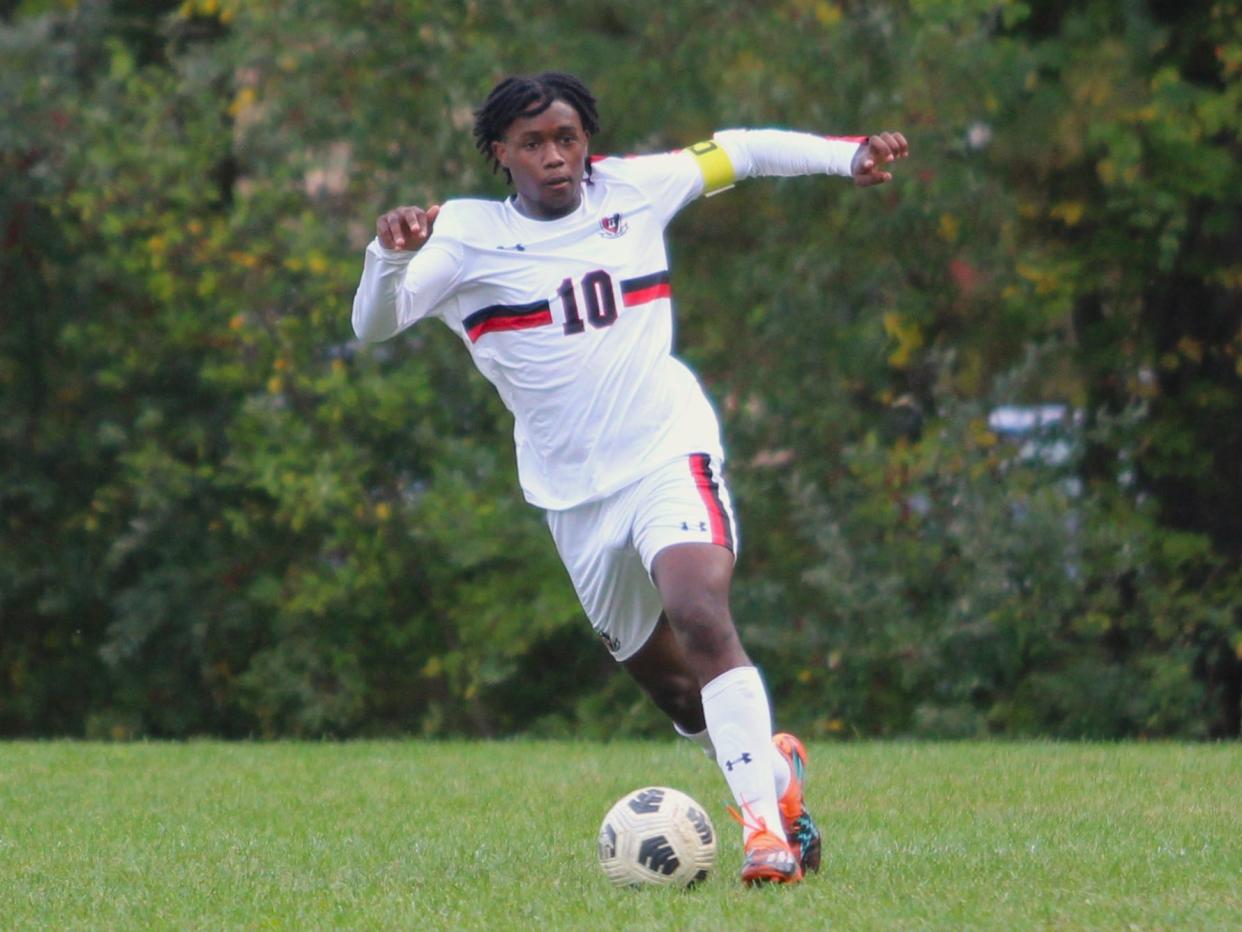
[724,752,753,771]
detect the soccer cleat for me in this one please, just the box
[728,802,803,886]
[773,732,822,875]
[739,828,803,886]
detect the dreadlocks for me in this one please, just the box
[473,73,601,182]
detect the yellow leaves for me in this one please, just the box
[785,0,841,26]
[227,86,256,118]
[968,417,998,448]
[732,49,763,75]
[883,312,924,369]
[178,0,234,21]
[1070,48,1123,108]
[1211,265,1242,291]
[1176,336,1204,364]
[938,213,960,242]
[1122,105,1158,124]
[1016,260,1060,296]
[374,502,392,522]
[814,2,843,27]
[1160,336,1207,372]
[228,313,245,331]
[283,254,328,275]
[1096,158,1140,187]
[1049,201,1084,226]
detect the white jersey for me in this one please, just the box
[353,130,862,510]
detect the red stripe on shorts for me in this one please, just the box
[689,453,733,551]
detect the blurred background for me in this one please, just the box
[2,0,1238,740]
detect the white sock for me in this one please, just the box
[674,722,716,759]
[681,718,792,798]
[772,743,792,798]
[701,665,786,842]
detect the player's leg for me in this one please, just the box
[621,613,785,792]
[649,544,789,822]
[546,464,806,883]
[620,614,707,735]
[623,617,819,876]
[634,455,802,883]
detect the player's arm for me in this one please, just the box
[690,128,909,194]
[352,204,460,342]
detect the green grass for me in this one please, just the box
[1,741,1238,930]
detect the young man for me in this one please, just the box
[353,72,908,885]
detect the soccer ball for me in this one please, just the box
[597,786,717,888]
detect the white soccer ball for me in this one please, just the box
[597,786,717,888]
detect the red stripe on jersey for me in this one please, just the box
[689,453,733,551]
[467,309,553,342]
[622,282,672,306]
[620,271,671,307]
[824,135,868,144]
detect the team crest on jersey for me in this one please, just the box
[598,212,628,239]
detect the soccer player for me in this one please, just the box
[352,72,908,885]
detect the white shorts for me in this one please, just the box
[546,453,739,662]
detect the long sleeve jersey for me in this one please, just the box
[352,129,863,510]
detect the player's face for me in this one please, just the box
[492,99,590,220]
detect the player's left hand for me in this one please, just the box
[852,132,909,187]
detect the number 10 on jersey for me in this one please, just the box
[558,270,618,336]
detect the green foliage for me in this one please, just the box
[2,0,1238,737]
[744,376,1240,739]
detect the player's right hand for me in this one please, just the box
[376,204,440,251]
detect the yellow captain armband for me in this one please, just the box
[687,139,736,196]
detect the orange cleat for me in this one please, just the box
[739,828,802,886]
[773,733,822,874]
[729,802,803,886]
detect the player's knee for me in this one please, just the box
[663,590,736,656]
[663,587,722,627]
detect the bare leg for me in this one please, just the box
[620,542,748,731]
[650,542,748,683]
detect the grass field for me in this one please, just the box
[1,741,1238,929]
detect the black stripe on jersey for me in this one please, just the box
[463,299,553,342]
[620,270,671,296]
